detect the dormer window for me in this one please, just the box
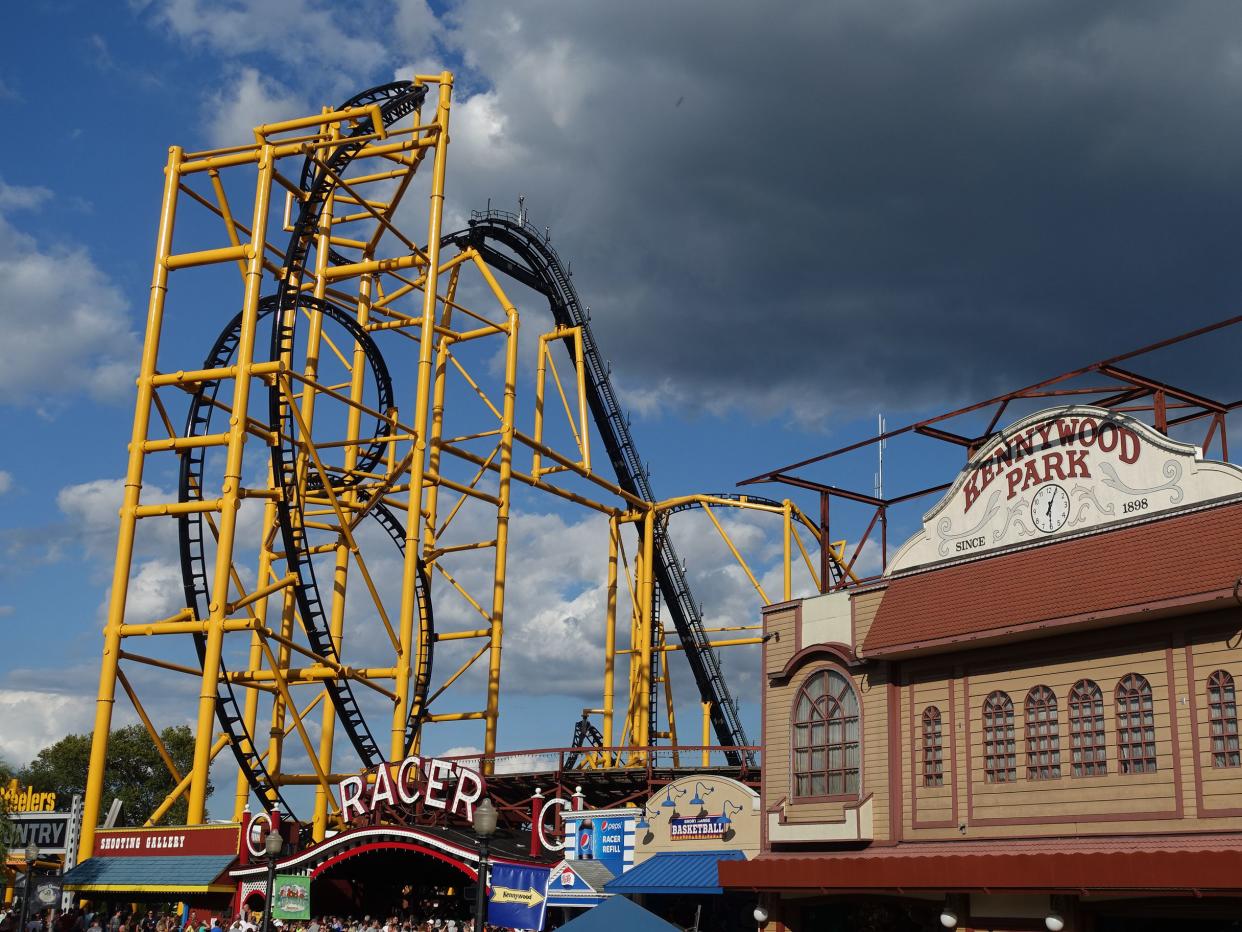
[792,669,860,799]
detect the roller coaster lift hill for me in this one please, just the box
[80,74,856,851]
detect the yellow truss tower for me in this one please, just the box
[79,73,852,859]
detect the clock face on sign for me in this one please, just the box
[1031,483,1070,533]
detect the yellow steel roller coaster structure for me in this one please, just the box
[80,72,851,856]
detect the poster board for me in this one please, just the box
[271,875,311,920]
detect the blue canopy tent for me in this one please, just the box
[555,894,681,930]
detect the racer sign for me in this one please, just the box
[337,755,485,823]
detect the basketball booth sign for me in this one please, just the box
[546,775,761,913]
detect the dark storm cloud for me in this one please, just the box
[434,0,1242,423]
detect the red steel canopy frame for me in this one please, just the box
[738,315,1242,587]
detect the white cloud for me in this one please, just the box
[116,558,184,625]
[0,689,97,766]
[0,179,51,211]
[439,745,557,775]
[137,0,387,82]
[393,0,442,59]
[0,471,12,495]
[0,606,14,618]
[204,67,311,147]
[0,191,138,407]
[448,89,526,173]
[56,478,126,533]
[58,478,161,560]
[853,539,886,579]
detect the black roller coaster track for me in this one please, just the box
[176,73,758,815]
[444,211,754,763]
[178,296,435,817]
[177,81,435,819]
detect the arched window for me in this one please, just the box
[1116,673,1157,774]
[792,669,860,798]
[922,706,944,787]
[1069,679,1107,777]
[982,691,1016,783]
[1024,685,1060,780]
[1207,670,1240,769]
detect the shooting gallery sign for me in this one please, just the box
[887,405,1242,573]
[337,755,485,824]
[92,825,241,858]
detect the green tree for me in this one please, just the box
[0,757,16,847]
[21,725,212,827]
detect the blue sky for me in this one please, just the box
[3,0,1242,818]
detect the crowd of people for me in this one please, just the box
[0,908,228,932]
[1,912,540,932]
[243,919,507,932]
[0,913,518,932]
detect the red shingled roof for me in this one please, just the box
[718,832,1242,893]
[861,501,1242,658]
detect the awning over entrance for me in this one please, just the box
[604,850,745,896]
[229,824,545,884]
[557,895,680,931]
[63,855,236,894]
[718,834,1242,895]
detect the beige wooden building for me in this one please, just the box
[721,407,1242,932]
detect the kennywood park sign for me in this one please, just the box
[888,405,1242,573]
[337,754,486,823]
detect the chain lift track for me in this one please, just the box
[445,211,754,761]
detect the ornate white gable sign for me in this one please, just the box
[887,405,1242,574]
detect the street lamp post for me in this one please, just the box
[472,798,498,931]
[18,841,39,932]
[260,828,283,932]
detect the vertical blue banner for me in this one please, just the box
[488,862,551,931]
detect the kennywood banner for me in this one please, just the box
[888,405,1242,572]
[487,862,550,931]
